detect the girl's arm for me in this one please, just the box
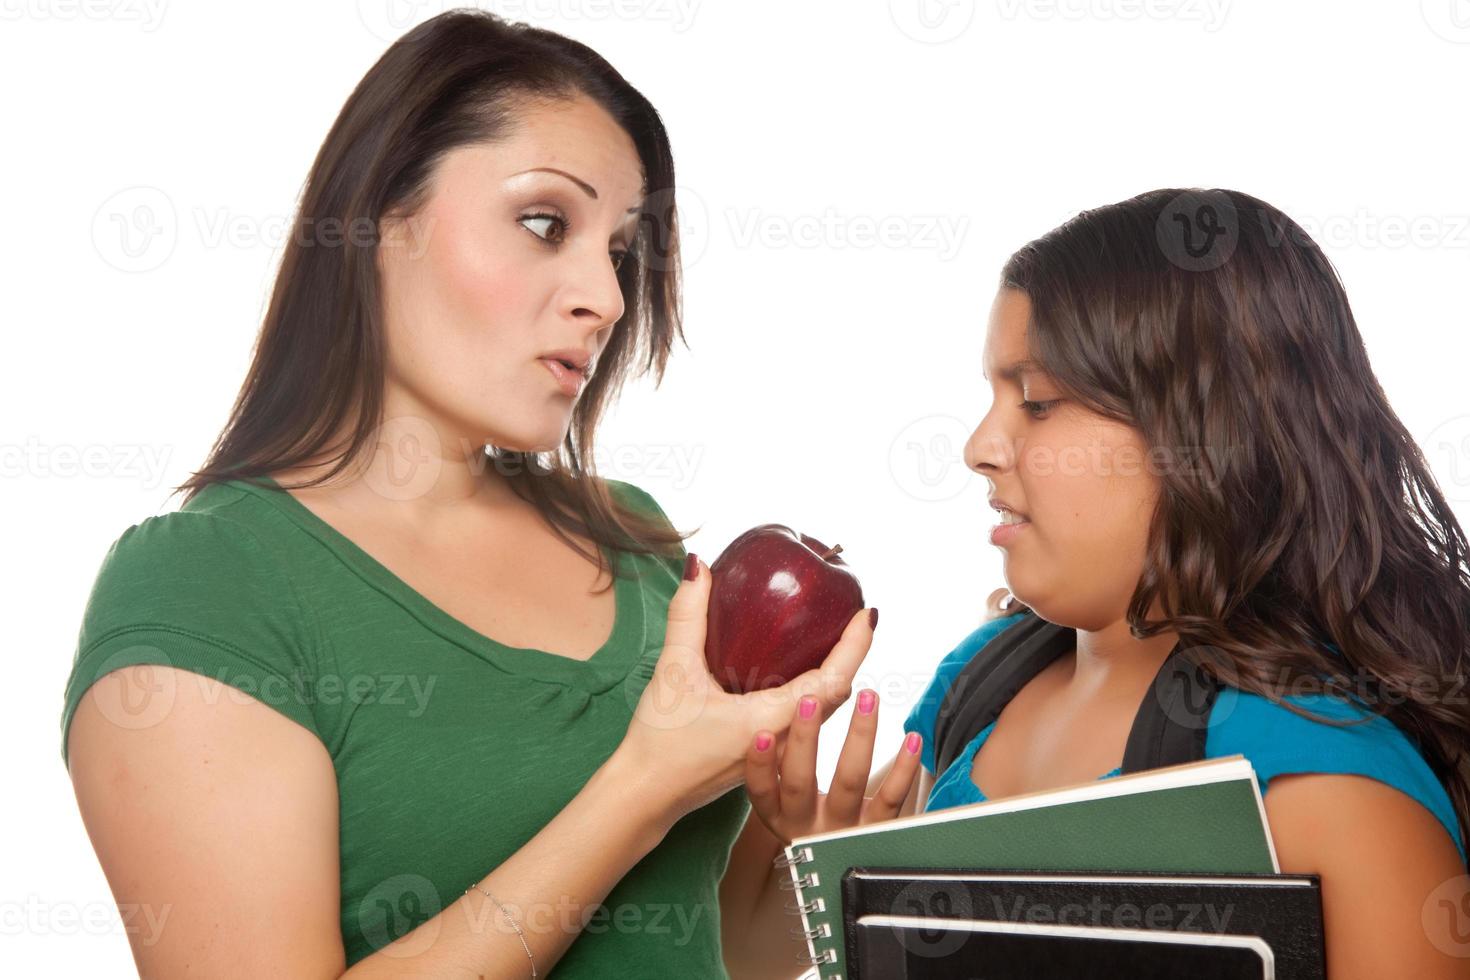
[719,752,932,979]
[1263,772,1470,979]
[67,666,679,980]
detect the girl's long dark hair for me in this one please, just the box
[1000,188,1470,863]
[173,9,693,584]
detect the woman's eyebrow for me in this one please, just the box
[511,166,599,199]
[982,358,1043,382]
[509,166,645,213]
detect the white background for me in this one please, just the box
[6,1,1469,975]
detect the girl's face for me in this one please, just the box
[964,288,1162,628]
[375,94,646,457]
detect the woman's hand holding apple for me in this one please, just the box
[612,554,876,832]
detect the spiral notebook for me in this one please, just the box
[776,754,1278,979]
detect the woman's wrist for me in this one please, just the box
[597,747,681,849]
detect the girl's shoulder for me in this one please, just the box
[1207,685,1465,863]
[902,612,1029,773]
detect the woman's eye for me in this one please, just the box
[1020,399,1060,418]
[610,249,629,271]
[519,212,567,244]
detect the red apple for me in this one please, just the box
[703,524,865,694]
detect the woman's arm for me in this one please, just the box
[67,561,872,979]
[1263,772,1470,979]
[67,666,678,979]
[719,750,931,979]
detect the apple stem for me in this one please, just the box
[820,544,844,561]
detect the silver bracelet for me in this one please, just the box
[463,883,537,978]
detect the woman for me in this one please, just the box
[745,190,1470,977]
[59,11,874,977]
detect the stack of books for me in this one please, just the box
[777,755,1323,979]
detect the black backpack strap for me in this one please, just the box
[933,611,1224,779]
[1119,643,1222,773]
[933,612,1072,778]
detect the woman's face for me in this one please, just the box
[375,94,645,457]
[964,287,1162,628]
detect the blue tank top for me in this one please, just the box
[904,613,1466,865]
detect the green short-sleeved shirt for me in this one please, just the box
[60,475,750,975]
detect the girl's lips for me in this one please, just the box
[540,357,586,396]
[989,518,1031,547]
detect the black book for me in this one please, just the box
[852,914,1277,979]
[841,867,1324,980]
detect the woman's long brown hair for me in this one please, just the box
[1000,188,1470,864]
[173,10,693,585]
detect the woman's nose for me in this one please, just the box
[562,249,626,331]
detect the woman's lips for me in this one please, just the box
[540,357,586,397]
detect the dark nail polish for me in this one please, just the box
[868,607,879,630]
[683,553,700,582]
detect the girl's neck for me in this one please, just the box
[1064,599,1182,700]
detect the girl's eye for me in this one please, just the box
[1020,398,1060,419]
[519,211,568,244]
[610,249,629,272]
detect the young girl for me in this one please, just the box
[741,189,1470,978]
[59,11,874,978]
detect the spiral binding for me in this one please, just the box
[784,896,825,915]
[776,871,821,891]
[776,845,838,972]
[771,844,814,868]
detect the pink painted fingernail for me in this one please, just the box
[799,696,817,719]
[905,731,921,754]
[857,690,876,715]
[755,732,772,752]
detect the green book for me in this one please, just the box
[778,754,1278,979]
